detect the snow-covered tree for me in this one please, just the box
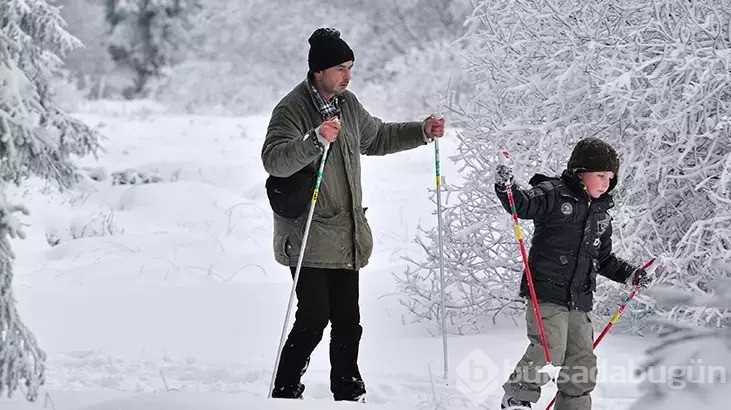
[105,0,200,98]
[342,0,476,118]
[56,0,115,98]
[1,0,101,400]
[631,277,731,409]
[155,0,325,113]
[2,0,99,185]
[400,0,731,333]
[0,195,43,401]
[156,0,474,117]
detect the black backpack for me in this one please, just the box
[265,168,316,219]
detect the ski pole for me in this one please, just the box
[433,114,448,381]
[268,143,331,398]
[545,257,656,410]
[593,258,656,347]
[501,151,553,367]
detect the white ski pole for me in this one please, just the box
[431,113,448,381]
[268,142,330,398]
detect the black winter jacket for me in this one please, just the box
[495,170,636,311]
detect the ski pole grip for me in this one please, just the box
[499,151,513,170]
[639,258,655,271]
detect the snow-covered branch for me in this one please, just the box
[401,0,731,333]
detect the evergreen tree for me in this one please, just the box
[1,0,101,400]
[56,0,116,98]
[105,0,200,98]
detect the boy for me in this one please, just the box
[494,137,651,410]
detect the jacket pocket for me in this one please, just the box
[283,236,292,258]
[532,250,574,284]
[308,213,352,265]
[356,207,373,264]
[544,274,568,287]
[589,260,598,291]
[274,234,292,262]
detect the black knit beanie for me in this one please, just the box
[308,28,355,73]
[567,137,620,175]
[567,137,620,191]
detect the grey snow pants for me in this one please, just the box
[503,301,597,410]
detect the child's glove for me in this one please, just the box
[495,152,514,186]
[628,259,663,289]
[633,269,652,289]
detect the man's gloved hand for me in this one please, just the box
[495,152,514,186]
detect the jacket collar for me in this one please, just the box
[528,171,613,204]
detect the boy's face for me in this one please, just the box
[579,171,614,199]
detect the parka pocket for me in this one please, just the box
[274,234,292,261]
[356,207,373,262]
[589,260,598,291]
[283,236,292,258]
[308,212,352,264]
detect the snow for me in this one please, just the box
[3,102,661,409]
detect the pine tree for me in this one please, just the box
[158,0,474,116]
[105,0,200,98]
[1,0,101,400]
[400,0,731,332]
[0,195,43,401]
[56,0,116,98]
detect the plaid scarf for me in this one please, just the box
[306,79,340,120]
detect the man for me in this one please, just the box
[261,27,445,402]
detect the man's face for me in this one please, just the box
[314,61,353,96]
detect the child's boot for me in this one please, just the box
[501,392,532,408]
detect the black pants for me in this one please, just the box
[272,266,365,401]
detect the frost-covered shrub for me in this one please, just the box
[111,168,165,185]
[631,277,731,410]
[46,209,124,246]
[400,0,731,333]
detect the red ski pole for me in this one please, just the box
[545,257,656,410]
[501,151,552,366]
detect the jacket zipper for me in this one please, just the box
[569,197,593,309]
[335,115,358,270]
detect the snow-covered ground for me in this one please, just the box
[2,102,656,409]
